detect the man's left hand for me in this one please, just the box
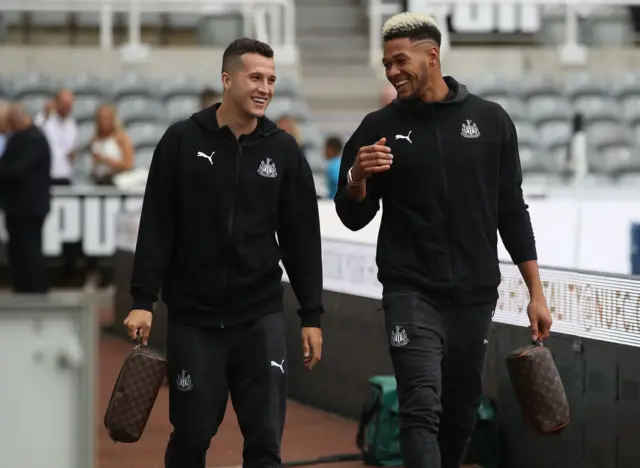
[527,297,552,342]
[301,327,323,371]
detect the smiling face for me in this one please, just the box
[222,52,275,119]
[382,37,439,101]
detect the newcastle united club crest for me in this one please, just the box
[390,325,409,347]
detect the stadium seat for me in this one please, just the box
[10,72,55,100]
[134,146,155,169]
[62,73,106,98]
[127,122,165,149]
[157,75,202,101]
[110,73,154,101]
[164,96,199,123]
[72,151,94,184]
[518,74,563,101]
[116,97,164,126]
[73,95,102,124]
[77,121,95,151]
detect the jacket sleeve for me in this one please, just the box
[0,133,41,181]
[278,144,324,328]
[498,112,538,264]
[334,115,384,231]
[129,124,180,312]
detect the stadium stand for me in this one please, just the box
[0,71,329,190]
[465,72,640,186]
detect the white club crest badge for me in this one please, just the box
[390,325,409,347]
[461,119,481,139]
[176,370,193,392]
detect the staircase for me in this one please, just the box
[293,0,383,120]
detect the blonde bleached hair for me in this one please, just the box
[382,12,441,44]
[94,103,123,137]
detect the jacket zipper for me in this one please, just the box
[219,142,242,328]
[433,107,454,294]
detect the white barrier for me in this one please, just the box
[367,0,640,68]
[111,191,640,346]
[1,0,298,65]
[112,189,640,273]
[0,293,96,468]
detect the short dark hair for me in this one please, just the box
[382,15,442,46]
[325,136,343,153]
[221,37,274,74]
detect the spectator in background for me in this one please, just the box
[199,87,219,109]
[0,101,9,158]
[568,112,588,182]
[379,83,397,107]
[277,114,307,157]
[90,104,135,186]
[324,135,342,199]
[0,103,51,293]
[35,88,78,185]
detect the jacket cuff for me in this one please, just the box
[511,242,538,264]
[131,297,154,313]
[298,305,324,328]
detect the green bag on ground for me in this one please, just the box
[356,376,500,468]
[356,376,403,466]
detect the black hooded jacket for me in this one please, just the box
[334,77,537,305]
[130,103,324,327]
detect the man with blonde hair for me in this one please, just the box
[334,12,552,468]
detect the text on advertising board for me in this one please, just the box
[407,2,541,34]
[44,195,143,257]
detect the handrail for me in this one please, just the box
[367,0,640,68]
[2,0,297,65]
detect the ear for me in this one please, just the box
[428,46,439,66]
[221,72,232,92]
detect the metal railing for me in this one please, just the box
[367,0,640,68]
[0,0,297,64]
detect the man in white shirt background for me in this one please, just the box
[34,88,81,286]
[35,88,78,186]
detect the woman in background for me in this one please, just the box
[90,104,134,185]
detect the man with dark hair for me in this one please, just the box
[334,12,552,468]
[124,37,325,468]
[324,135,342,199]
[198,87,219,109]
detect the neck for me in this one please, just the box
[217,99,258,138]
[419,74,449,103]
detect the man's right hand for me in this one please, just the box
[351,137,393,182]
[124,309,153,345]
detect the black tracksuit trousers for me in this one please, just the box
[382,290,495,468]
[164,312,287,468]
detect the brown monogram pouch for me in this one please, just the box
[505,341,570,435]
[104,337,167,443]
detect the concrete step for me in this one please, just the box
[299,73,382,112]
[301,63,382,78]
[300,48,369,65]
[297,34,369,51]
[296,5,365,33]
[296,0,358,5]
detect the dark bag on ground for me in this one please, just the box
[104,336,167,443]
[356,375,403,466]
[505,340,570,435]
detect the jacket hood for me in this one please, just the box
[190,102,281,137]
[392,76,469,113]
